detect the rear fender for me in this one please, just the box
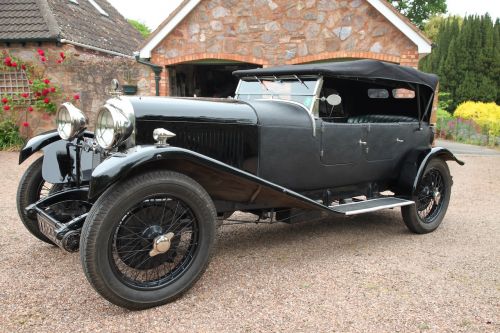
[398,147,464,196]
[89,146,330,212]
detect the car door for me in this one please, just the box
[320,121,366,166]
[364,123,400,162]
[362,122,412,181]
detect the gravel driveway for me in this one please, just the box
[0,151,498,333]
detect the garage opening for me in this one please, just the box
[168,60,260,98]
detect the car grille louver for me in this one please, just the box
[170,126,247,169]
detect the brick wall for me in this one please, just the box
[151,0,419,96]
[2,43,152,137]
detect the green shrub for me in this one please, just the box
[437,108,453,120]
[0,119,24,150]
[435,108,454,134]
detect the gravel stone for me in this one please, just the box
[0,151,499,332]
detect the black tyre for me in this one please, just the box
[16,156,63,244]
[402,158,452,234]
[80,170,217,310]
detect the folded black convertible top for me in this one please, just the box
[233,59,438,92]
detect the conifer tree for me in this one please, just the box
[420,15,499,111]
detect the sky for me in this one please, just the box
[107,0,500,31]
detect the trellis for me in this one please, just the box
[0,70,32,104]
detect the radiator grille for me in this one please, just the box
[170,125,247,168]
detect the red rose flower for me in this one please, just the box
[21,64,26,70]
[73,94,80,100]
[1,97,8,104]
[41,56,47,62]
[57,59,62,64]
[50,87,56,92]
[3,105,10,111]
[37,49,45,56]
[22,122,29,127]
[35,92,41,97]
[44,98,50,104]
[21,92,29,98]
[42,88,50,96]
[43,79,50,84]
[11,61,17,67]
[28,106,34,112]
[4,56,11,63]
[28,80,33,85]
[60,52,65,59]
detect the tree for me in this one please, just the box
[387,0,447,29]
[128,19,151,39]
[422,15,445,41]
[419,15,499,111]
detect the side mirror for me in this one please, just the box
[326,94,342,106]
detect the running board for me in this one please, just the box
[329,197,414,215]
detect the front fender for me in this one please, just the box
[19,130,94,164]
[89,145,331,213]
[19,130,61,164]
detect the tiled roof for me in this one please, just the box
[0,0,58,41]
[47,0,143,56]
[1,0,143,56]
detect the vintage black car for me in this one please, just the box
[17,60,463,309]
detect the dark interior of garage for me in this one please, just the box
[168,62,260,98]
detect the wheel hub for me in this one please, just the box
[149,232,175,257]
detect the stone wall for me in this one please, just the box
[2,43,152,137]
[151,0,421,96]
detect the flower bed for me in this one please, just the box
[435,102,500,147]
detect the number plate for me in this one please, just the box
[38,214,58,244]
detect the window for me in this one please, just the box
[368,89,389,99]
[87,0,109,17]
[392,88,415,99]
[235,77,320,111]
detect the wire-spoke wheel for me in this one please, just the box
[416,169,445,222]
[80,170,217,310]
[402,158,452,234]
[16,156,63,244]
[111,195,200,289]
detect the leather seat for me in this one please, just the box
[347,114,418,123]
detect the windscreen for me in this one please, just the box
[235,77,320,110]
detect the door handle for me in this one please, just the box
[396,138,404,143]
[359,140,367,146]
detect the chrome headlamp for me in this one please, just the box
[95,101,134,150]
[56,103,88,140]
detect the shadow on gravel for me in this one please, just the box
[216,210,410,256]
[24,211,409,264]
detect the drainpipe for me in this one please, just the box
[134,52,163,96]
